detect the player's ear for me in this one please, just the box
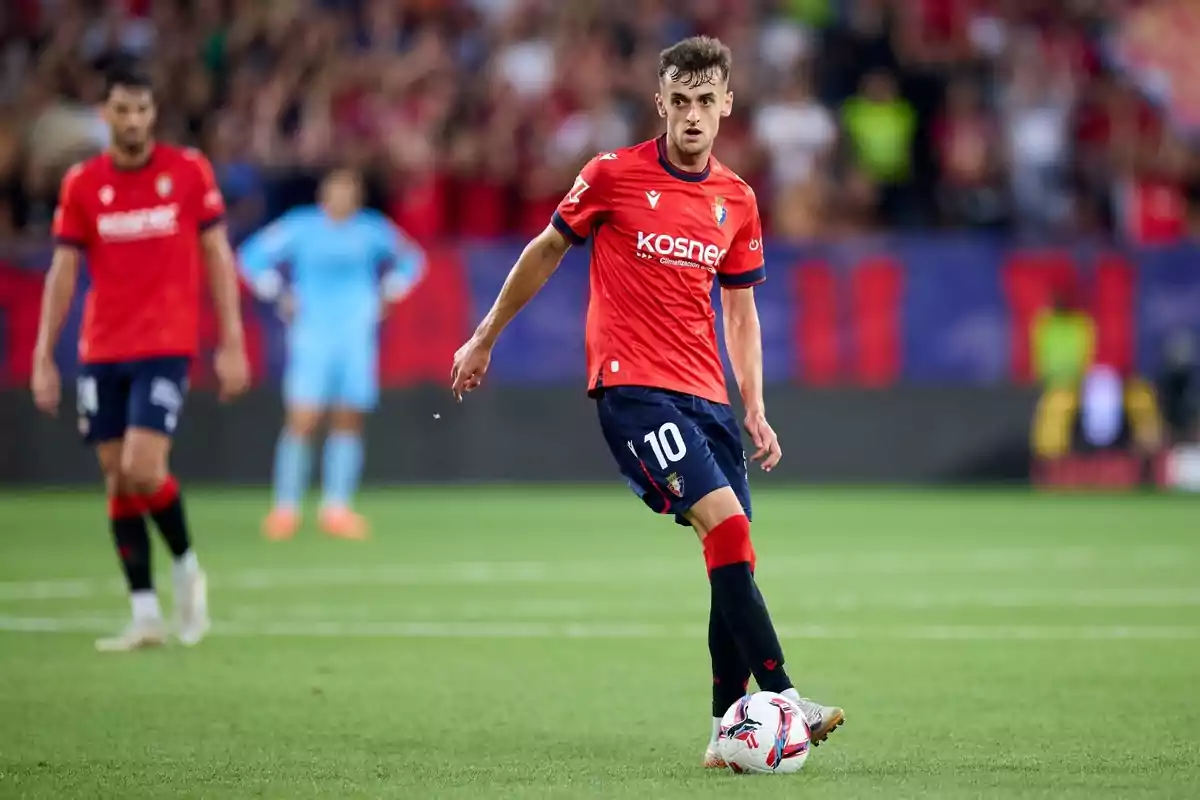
[721,90,733,119]
[654,92,667,119]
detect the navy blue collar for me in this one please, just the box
[656,135,710,183]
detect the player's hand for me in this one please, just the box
[744,410,782,472]
[214,343,251,402]
[451,336,492,402]
[31,356,61,416]
[277,293,295,324]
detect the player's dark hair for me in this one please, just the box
[658,36,732,89]
[103,61,154,101]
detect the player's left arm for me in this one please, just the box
[371,212,427,304]
[189,150,249,400]
[719,191,780,471]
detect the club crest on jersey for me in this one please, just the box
[665,472,685,497]
[713,196,727,226]
[156,174,173,198]
[99,186,114,205]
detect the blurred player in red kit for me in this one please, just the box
[30,63,250,652]
[452,38,844,766]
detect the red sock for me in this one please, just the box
[143,475,179,514]
[108,494,145,520]
[703,515,756,575]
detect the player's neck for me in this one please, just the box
[662,135,710,174]
[108,142,156,171]
[321,208,355,223]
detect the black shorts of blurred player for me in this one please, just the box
[77,356,190,490]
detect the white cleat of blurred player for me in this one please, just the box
[95,615,168,652]
[173,554,210,646]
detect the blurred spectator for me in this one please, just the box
[840,69,918,226]
[932,76,1006,229]
[1157,331,1199,444]
[753,65,835,239]
[1001,32,1076,236]
[1032,294,1095,390]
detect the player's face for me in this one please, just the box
[655,70,732,159]
[321,172,362,218]
[103,86,155,155]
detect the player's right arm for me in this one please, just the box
[32,166,88,415]
[451,224,572,399]
[237,209,300,303]
[451,155,612,400]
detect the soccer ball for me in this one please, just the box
[717,692,811,774]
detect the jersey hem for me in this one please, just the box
[587,380,730,407]
[79,349,196,365]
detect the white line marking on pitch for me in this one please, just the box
[208,588,1200,622]
[0,546,1195,602]
[2,616,1199,641]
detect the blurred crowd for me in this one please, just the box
[1,0,1198,245]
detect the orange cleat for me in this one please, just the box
[262,508,300,541]
[319,507,369,540]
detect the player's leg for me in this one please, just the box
[595,389,756,764]
[123,358,207,646]
[266,404,321,539]
[704,590,751,767]
[693,413,755,766]
[80,366,167,652]
[318,407,369,539]
[696,406,845,747]
[318,334,375,540]
[266,332,331,538]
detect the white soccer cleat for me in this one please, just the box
[95,617,168,652]
[702,743,728,769]
[174,567,210,647]
[793,697,846,746]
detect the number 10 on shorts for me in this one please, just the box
[644,422,687,470]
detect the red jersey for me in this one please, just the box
[52,144,226,363]
[552,136,765,405]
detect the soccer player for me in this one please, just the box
[238,169,425,541]
[30,63,250,651]
[451,37,845,765]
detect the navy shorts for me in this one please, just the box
[75,357,190,445]
[596,386,751,527]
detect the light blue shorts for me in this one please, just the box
[284,328,379,411]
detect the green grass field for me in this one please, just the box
[1,487,1198,799]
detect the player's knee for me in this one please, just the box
[103,470,129,498]
[686,486,747,539]
[328,407,363,434]
[119,450,166,495]
[285,407,322,438]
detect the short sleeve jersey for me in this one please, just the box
[551,135,765,405]
[53,144,226,363]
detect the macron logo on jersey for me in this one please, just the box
[636,231,727,271]
[96,204,181,242]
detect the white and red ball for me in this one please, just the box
[717,691,811,774]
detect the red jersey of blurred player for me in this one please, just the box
[552,136,764,405]
[52,143,226,363]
